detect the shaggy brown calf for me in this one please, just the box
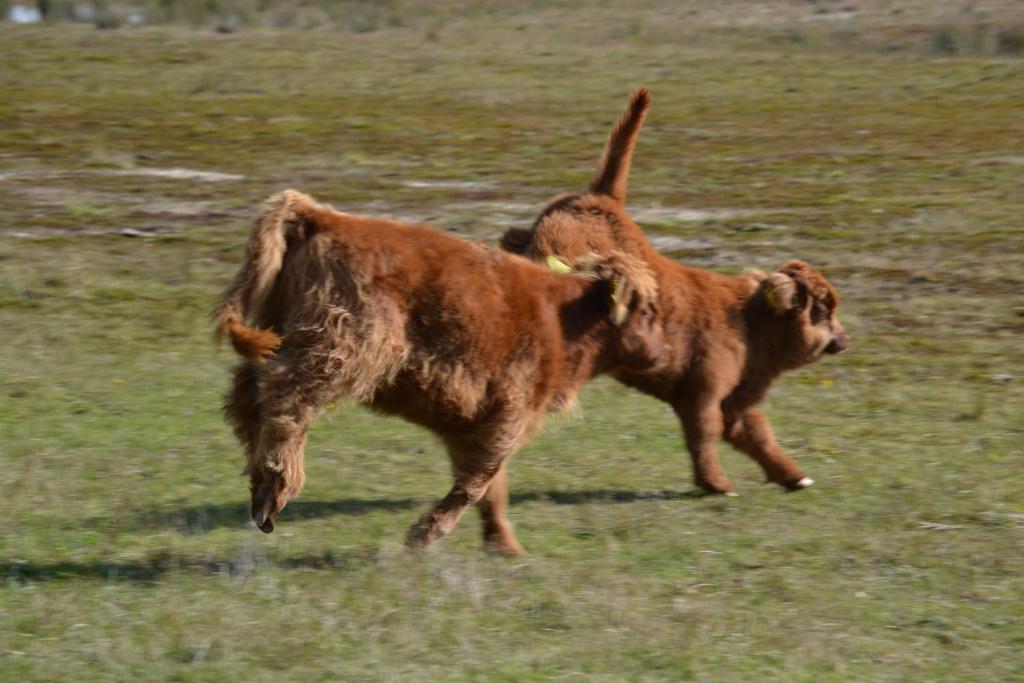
[502,89,850,494]
[217,190,662,555]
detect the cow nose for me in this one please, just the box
[825,332,849,354]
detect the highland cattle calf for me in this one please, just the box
[217,190,662,555]
[502,89,850,494]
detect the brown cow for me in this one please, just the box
[217,190,662,555]
[502,89,849,495]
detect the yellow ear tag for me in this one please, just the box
[764,287,777,309]
[546,255,574,274]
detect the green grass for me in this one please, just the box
[2,2,1023,680]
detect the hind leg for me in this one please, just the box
[224,361,300,532]
[224,362,262,470]
[476,459,525,557]
[248,348,340,532]
[675,399,735,495]
[250,411,311,533]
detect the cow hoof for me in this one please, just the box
[486,540,526,558]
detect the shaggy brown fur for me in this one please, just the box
[501,89,850,494]
[217,190,662,555]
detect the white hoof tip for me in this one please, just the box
[794,477,814,489]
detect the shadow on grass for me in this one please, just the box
[4,548,371,585]
[10,490,705,584]
[134,497,423,536]
[516,489,703,505]
[100,489,704,536]
[136,489,703,535]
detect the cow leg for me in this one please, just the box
[405,467,505,550]
[723,408,811,489]
[224,362,261,469]
[674,398,735,495]
[249,348,338,533]
[476,459,525,557]
[406,420,529,552]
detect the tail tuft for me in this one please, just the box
[218,311,282,360]
[216,189,319,361]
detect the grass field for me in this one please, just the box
[2,2,1023,680]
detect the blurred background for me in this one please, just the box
[1,1,1022,680]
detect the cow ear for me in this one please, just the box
[573,251,658,325]
[604,262,653,327]
[762,272,798,315]
[609,275,629,325]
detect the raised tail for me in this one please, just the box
[215,189,319,360]
[589,87,652,203]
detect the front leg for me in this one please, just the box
[675,401,734,495]
[476,459,525,557]
[723,408,812,490]
[406,435,519,552]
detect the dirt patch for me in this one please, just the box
[0,167,244,183]
[401,180,495,190]
[972,156,1024,166]
[99,167,244,182]
[632,206,801,223]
